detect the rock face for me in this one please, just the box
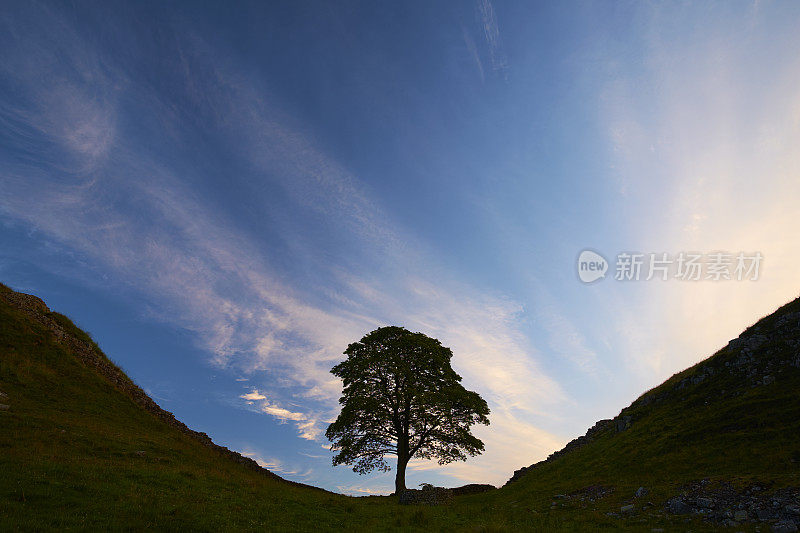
[0,286,327,493]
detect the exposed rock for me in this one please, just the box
[0,404,9,411]
[620,504,635,513]
[508,296,800,488]
[697,497,715,509]
[757,507,774,519]
[568,485,614,503]
[635,486,649,498]
[662,481,800,525]
[665,498,691,515]
[1,291,49,314]
[773,521,799,533]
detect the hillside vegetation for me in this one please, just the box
[1,282,798,531]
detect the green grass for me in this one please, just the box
[1,282,798,531]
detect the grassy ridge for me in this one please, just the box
[483,296,800,528]
[1,283,799,531]
[0,288,361,531]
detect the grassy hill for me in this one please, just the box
[1,282,799,531]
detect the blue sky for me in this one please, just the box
[2,1,800,494]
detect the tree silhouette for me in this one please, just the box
[325,326,490,493]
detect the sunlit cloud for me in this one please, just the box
[240,390,267,401]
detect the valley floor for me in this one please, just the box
[2,284,799,531]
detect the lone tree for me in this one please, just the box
[325,326,490,493]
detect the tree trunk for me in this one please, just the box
[395,401,411,494]
[395,454,408,493]
[395,432,409,493]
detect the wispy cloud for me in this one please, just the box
[476,0,508,77]
[0,7,566,491]
[0,6,563,479]
[241,449,314,479]
[461,23,485,82]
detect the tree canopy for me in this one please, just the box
[325,326,490,493]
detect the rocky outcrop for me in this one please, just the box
[663,480,800,528]
[506,296,800,487]
[635,308,800,410]
[0,286,327,493]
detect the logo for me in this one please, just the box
[577,249,608,283]
[575,249,762,284]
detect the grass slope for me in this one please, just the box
[490,296,800,527]
[1,282,799,531]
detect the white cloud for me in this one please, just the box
[261,402,306,423]
[240,390,267,401]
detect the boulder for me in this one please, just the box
[696,497,715,509]
[772,521,798,533]
[665,498,691,515]
[756,507,773,520]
